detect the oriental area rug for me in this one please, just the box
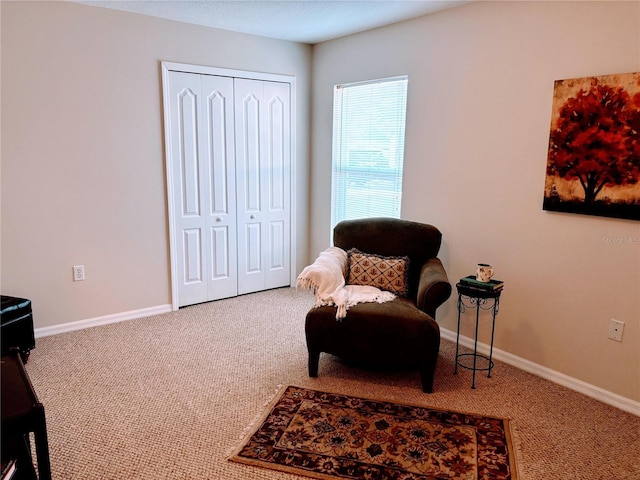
[229,386,519,480]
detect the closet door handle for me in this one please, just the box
[250,214,256,219]
[215,217,222,222]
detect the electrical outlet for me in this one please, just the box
[608,319,624,342]
[73,265,85,282]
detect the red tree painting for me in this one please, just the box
[543,72,640,220]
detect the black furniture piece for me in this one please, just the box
[1,296,35,363]
[305,218,452,393]
[1,348,51,480]
[454,282,503,389]
[2,436,35,480]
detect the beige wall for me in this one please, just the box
[1,1,311,325]
[311,0,640,402]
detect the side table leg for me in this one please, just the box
[471,303,480,389]
[487,297,499,378]
[454,293,462,375]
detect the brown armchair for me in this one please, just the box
[304,218,452,392]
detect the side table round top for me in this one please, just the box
[456,282,503,299]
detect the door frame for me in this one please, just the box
[161,61,298,311]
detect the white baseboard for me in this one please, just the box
[34,304,172,338]
[441,328,640,417]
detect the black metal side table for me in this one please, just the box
[454,282,503,389]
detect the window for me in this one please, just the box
[330,76,408,233]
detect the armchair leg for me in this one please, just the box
[420,359,437,393]
[420,372,434,393]
[308,349,320,377]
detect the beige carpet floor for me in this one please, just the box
[24,287,640,479]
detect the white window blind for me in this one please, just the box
[330,76,408,233]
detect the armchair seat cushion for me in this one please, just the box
[306,297,439,369]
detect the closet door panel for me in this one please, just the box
[183,228,203,283]
[179,90,201,217]
[269,221,285,270]
[168,71,208,307]
[240,94,262,213]
[244,223,262,272]
[202,75,238,300]
[264,81,291,288]
[210,227,227,272]
[235,78,266,294]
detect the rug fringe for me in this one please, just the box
[506,419,523,480]
[224,384,286,460]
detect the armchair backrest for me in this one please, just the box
[333,218,442,298]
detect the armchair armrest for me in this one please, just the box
[416,258,452,319]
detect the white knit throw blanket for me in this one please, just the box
[296,246,395,320]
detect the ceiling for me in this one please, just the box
[75,0,469,44]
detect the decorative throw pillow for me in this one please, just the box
[347,248,410,297]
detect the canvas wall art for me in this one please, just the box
[543,72,640,220]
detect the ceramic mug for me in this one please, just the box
[476,263,494,282]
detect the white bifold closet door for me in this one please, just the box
[166,71,290,307]
[234,78,291,295]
